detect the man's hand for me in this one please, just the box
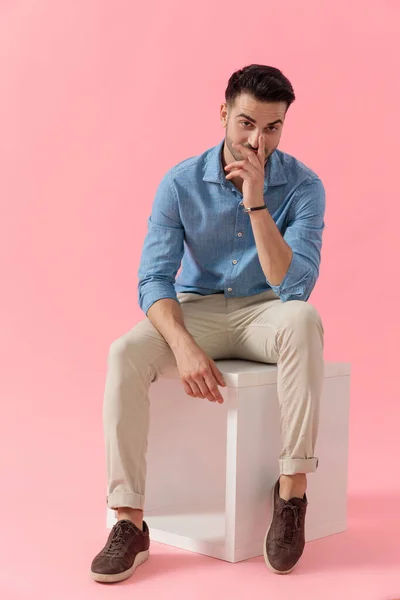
[173,342,226,404]
[224,134,266,202]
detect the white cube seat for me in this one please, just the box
[107,359,351,563]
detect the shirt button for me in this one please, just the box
[237,232,243,237]
[240,202,244,206]
[228,287,232,292]
[232,259,237,264]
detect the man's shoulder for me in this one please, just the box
[166,143,217,183]
[274,148,322,186]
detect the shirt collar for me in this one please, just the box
[203,139,288,192]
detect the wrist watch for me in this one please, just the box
[243,204,267,213]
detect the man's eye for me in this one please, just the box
[240,122,278,132]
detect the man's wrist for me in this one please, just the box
[170,332,198,355]
[243,193,265,208]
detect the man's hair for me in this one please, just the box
[225,64,295,110]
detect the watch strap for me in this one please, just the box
[243,204,267,213]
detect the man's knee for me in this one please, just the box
[108,320,169,370]
[282,301,324,335]
[109,335,133,361]
[108,325,146,363]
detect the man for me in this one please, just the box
[91,64,325,583]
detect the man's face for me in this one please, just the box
[221,93,287,165]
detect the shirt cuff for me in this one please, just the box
[268,252,314,302]
[139,284,179,316]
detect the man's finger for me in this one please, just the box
[204,375,223,403]
[234,142,261,168]
[224,160,247,170]
[226,169,251,181]
[258,134,266,164]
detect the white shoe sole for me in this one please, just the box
[91,549,150,583]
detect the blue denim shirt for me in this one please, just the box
[138,139,326,316]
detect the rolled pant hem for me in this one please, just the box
[279,457,319,475]
[107,490,145,511]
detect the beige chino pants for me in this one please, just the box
[103,290,324,511]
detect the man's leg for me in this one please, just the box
[92,292,232,583]
[103,292,232,521]
[228,290,324,573]
[229,291,324,484]
[102,317,175,527]
[279,473,307,500]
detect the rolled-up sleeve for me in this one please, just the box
[268,176,326,302]
[138,170,184,315]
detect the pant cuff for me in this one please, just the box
[107,490,145,510]
[279,457,319,475]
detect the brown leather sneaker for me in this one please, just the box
[91,519,150,583]
[263,479,308,574]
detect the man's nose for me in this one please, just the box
[248,134,259,151]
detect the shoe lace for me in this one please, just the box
[104,521,135,557]
[276,503,301,546]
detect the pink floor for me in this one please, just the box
[1,491,399,600]
[1,393,400,600]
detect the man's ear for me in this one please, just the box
[220,103,228,127]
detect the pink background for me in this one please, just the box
[1,1,399,598]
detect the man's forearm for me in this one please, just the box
[248,208,293,286]
[147,298,196,354]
